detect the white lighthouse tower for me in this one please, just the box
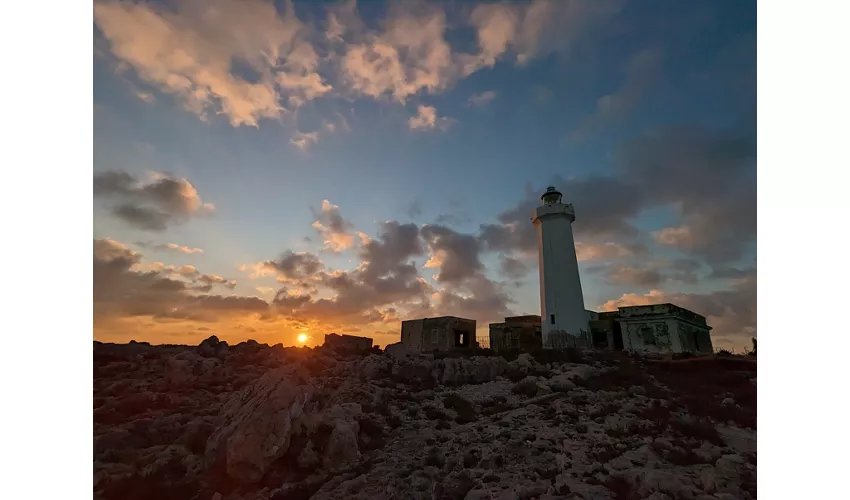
[532,186,590,348]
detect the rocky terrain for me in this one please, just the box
[93,338,757,500]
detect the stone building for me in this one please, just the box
[400,316,478,352]
[488,304,713,355]
[322,333,374,352]
[489,311,602,351]
[591,304,713,355]
[488,315,543,351]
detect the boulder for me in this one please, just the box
[356,354,391,380]
[205,366,312,483]
[323,420,361,471]
[197,335,230,359]
[385,342,416,361]
[165,352,201,388]
[716,425,757,454]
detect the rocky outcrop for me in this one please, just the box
[431,356,510,385]
[204,366,312,483]
[94,343,757,500]
[384,342,416,361]
[197,335,229,359]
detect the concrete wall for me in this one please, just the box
[401,317,477,352]
[620,318,678,353]
[532,202,589,347]
[489,321,541,352]
[619,317,712,354]
[323,333,373,352]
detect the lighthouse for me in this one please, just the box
[532,186,590,348]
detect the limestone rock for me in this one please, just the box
[717,425,757,454]
[323,420,361,471]
[549,373,577,392]
[297,440,320,468]
[165,352,201,388]
[385,342,416,361]
[205,366,312,483]
[433,357,509,385]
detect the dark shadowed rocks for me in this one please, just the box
[94,343,757,500]
[205,366,312,483]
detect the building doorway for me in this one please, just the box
[612,323,624,350]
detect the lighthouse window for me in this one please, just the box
[550,314,555,325]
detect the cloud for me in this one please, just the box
[338,1,456,102]
[575,242,645,261]
[94,0,623,131]
[135,91,156,103]
[595,264,664,287]
[93,0,328,127]
[499,255,529,280]
[311,199,355,252]
[94,170,214,231]
[569,47,664,142]
[261,250,324,282]
[652,225,694,246]
[588,258,703,287]
[94,238,265,323]
[463,0,624,73]
[467,90,497,107]
[477,123,755,268]
[272,220,430,326]
[137,241,204,255]
[429,273,513,325]
[358,221,425,280]
[408,105,450,131]
[417,223,515,325]
[420,224,483,284]
[291,130,320,151]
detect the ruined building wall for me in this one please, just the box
[323,333,373,352]
[401,317,477,352]
[400,320,425,351]
[620,318,682,354]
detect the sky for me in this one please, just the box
[92,0,756,351]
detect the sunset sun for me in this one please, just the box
[297,333,308,345]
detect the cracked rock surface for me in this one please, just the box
[94,339,756,500]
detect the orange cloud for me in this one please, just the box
[311,200,355,252]
[408,105,451,131]
[574,242,637,261]
[291,130,320,151]
[653,225,695,247]
[93,0,324,127]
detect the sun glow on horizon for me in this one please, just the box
[297,333,308,344]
